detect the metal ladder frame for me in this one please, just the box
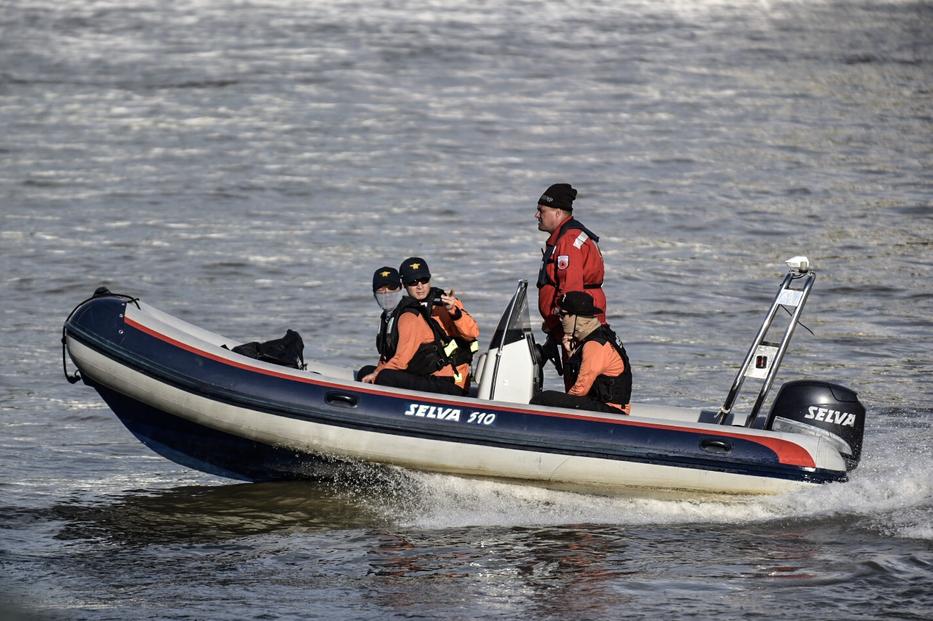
[716,265,815,427]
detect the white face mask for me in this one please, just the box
[375,289,402,311]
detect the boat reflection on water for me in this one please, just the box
[51,478,392,546]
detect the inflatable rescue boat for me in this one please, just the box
[62,257,866,495]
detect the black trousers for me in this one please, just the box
[370,369,465,396]
[530,390,624,414]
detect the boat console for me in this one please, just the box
[473,281,542,404]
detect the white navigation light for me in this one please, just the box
[785,256,810,273]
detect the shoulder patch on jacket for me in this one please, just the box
[573,231,589,249]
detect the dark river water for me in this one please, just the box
[2,0,931,619]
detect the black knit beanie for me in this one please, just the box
[538,183,577,211]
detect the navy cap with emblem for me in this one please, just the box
[399,257,431,284]
[372,266,401,291]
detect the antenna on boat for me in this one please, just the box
[716,257,815,427]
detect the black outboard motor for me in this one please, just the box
[766,380,866,471]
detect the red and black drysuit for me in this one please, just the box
[537,216,607,337]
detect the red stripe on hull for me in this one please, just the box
[122,316,816,468]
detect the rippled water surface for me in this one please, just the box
[2,0,931,619]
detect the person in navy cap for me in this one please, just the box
[372,266,402,310]
[530,291,631,414]
[360,257,479,395]
[356,266,403,381]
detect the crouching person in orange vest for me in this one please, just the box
[530,291,632,414]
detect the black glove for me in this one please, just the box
[541,333,564,376]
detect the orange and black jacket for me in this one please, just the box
[375,291,479,390]
[427,287,480,385]
[564,326,632,413]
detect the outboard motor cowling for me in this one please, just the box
[766,380,866,471]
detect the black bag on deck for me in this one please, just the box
[230,329,305,369]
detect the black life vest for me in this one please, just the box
[424,286,480,368]
[375,309,393,363]
[380,294,474,378]
[537,218,603,290]
[564,325,632,406]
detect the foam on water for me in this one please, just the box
[380,468,933,539]
[388,464,932,538]
[379,410,932,538]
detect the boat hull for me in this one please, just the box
[63,295,849,495]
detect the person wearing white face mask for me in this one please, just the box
[356,266,404,381]
[372,266,403,313]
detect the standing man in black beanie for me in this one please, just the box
[535,183,607,378]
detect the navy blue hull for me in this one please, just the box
[92,381,339,482]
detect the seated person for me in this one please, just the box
[357,266,403,380]
[530,291,632,414]
[361,257,479,395]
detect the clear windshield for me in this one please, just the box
[489,280,533,350]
